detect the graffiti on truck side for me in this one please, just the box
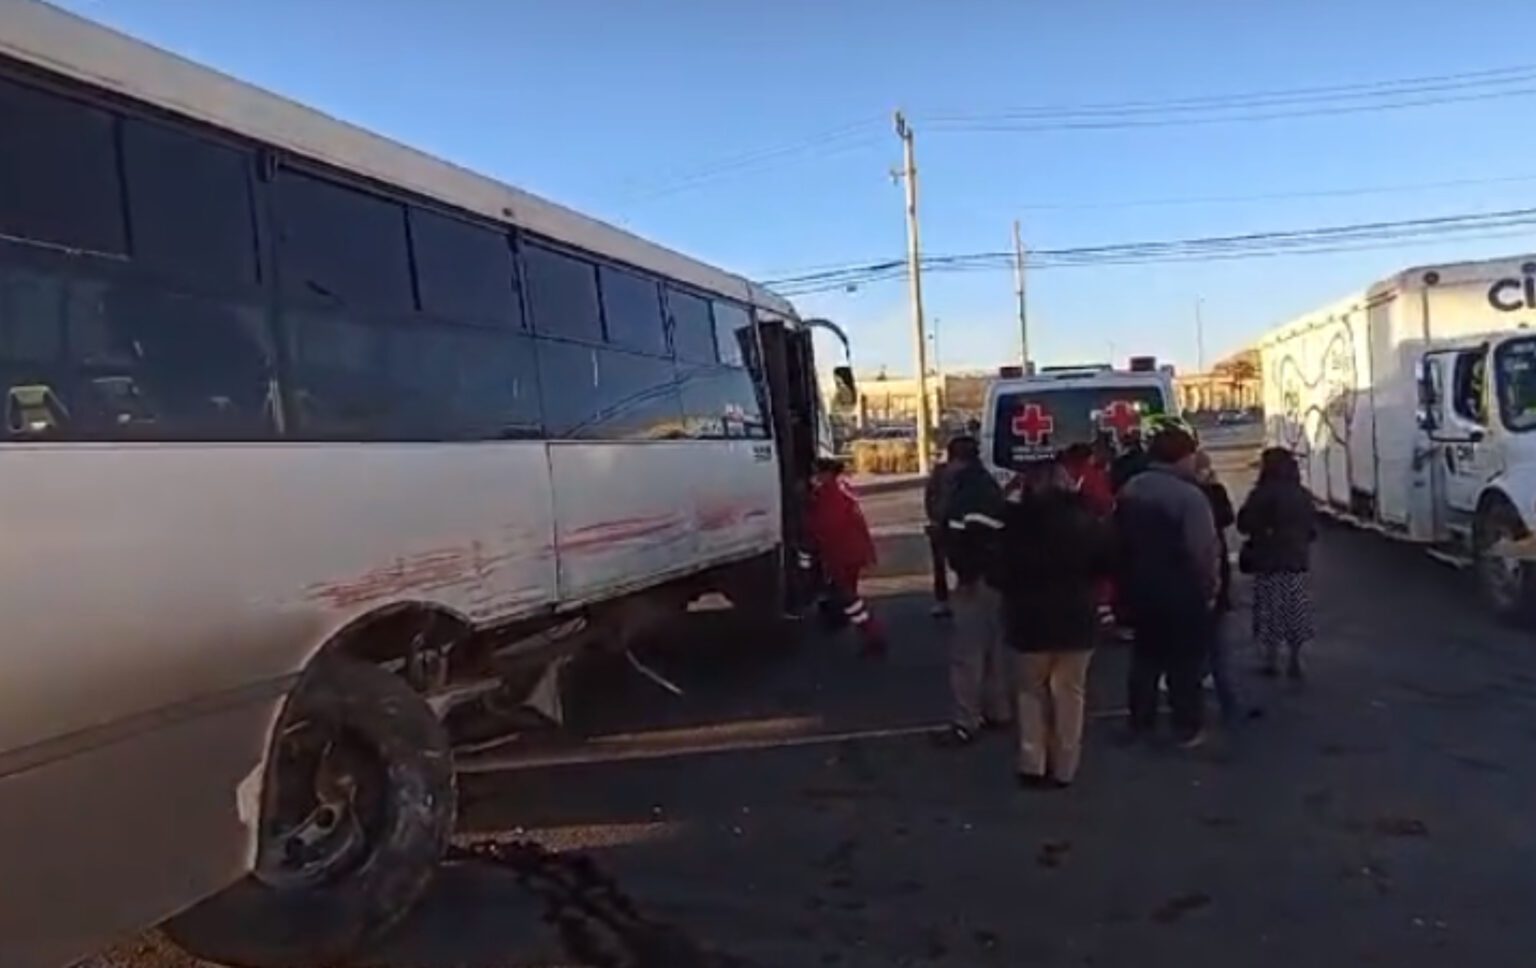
[1269,317,1362,493]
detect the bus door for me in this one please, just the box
[757,318,821,607]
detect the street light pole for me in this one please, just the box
[894,110,934,474]
[1195,296,1206,373]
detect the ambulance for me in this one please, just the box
[979,358,1179,481]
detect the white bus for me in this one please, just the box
[0,3,847,966]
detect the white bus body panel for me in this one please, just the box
[0,435,787,965]
[549,441,780,603]
[0,442,559,966]
[1259,253,1536,542]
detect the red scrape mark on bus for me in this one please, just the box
[697,504,770,531]
[304,540,532,610]
[559,513,689,553]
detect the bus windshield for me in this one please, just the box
[991,384,1167,469]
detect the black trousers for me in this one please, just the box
[1127,611,1209,736]
[926,525,950,603]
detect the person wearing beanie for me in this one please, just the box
[1113,422,1219,748]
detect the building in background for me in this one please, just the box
[825,369,994,448]
[1173,349,1261,414]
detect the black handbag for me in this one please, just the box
[1237,540,1257,575]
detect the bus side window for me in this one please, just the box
[667,288,718,364]
[0,265,69,438]
[536,339,683,441]
[599,265,667,356]
[276,169,413,313]
[0,76,126,255]
[711,301,751,367]
[409,207,522,331]
[524,243,603,344]
[67,279,276,439]
[123,118,260,289]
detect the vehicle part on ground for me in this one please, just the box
[165,655,455,967]
[625,649,686,696]
[449,838,756,968]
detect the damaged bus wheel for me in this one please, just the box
[166,654,455,968]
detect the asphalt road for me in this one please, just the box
[91,439,1536,967]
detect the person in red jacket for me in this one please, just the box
[806,458,885,656]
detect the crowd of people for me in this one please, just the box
[803,419,1318,790]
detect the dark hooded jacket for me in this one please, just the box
[1114,463,1220,622]
[987,489,1114,652]
[1237,450,1316,574]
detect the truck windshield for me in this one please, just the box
[1495,337,1536,432]
[991,385,1166,469]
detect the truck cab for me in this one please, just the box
[980,359,1178,483]
[1416,334,1536,617]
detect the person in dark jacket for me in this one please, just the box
[934,436,1010,746]
[1110,429,1150,493]
[922,439,963,619]
[1115,422,1219,747]
[1237,447,1317,679]
[988,459,1114,787]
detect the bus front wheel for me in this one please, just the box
[165,653,455,967]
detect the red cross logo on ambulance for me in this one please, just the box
[1011,403,1055,446]
[1094,399,1142,439]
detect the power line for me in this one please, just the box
[616,63,1536,208]
[616,119,884,204]
[766,205,1536,295]
[924,84,1536,133]
[1014,172,1536,212]
[924,62,1536,122]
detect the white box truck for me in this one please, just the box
[1257,252,1536,619]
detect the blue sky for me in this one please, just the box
[50,0,1536,375]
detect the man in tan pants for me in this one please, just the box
[987,458,1114,786]
[1015,652,1092,783]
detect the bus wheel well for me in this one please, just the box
[320,603,475,684]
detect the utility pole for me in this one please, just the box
[894,110,933,473]
[1013,219,1030,372]
[1195,296,1206,373]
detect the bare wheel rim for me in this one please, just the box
[254,719,386,889]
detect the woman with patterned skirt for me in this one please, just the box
[1237,448,1318,678]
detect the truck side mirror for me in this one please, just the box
[832,365,857,408]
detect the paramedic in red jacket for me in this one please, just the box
[806,457,885,655]
[1060,443,1114,516]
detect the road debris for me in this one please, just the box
[1150,892,1212,924]
[1372,816,1430,838]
